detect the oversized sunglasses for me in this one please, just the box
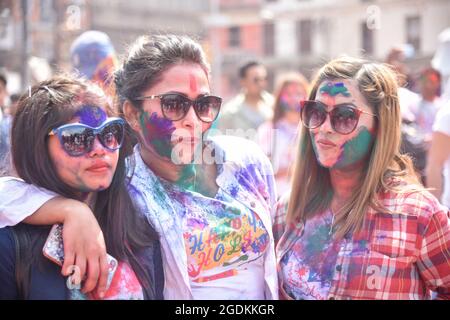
[300,100,377,135]
[49,117,125,157]
[133,93,222,123]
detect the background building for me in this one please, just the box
[208,0,450,99]
[0,0,448,100]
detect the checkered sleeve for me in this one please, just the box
[416,204,450,299]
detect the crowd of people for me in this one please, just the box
[0,30,448,300]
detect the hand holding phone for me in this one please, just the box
[42,224,118,294]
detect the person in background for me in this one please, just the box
[217,61,274,139]
[0,72,10,175]
[0,72,7,122]
[432,27,450,102]
[410,68,444,138]
[257,72,309,197]
[0,93,19,177]
[426,102,450,208]
[426,28,450,209]
[385,46,419,122]
[6,93,20,118]
[274,56,449,300]
[70,30,118,99]
[385,48,428,183]
[400,68,444,184]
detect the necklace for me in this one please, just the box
[329,209,335,236]
[329,203,342,236]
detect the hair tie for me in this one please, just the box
[41,85,57,99]
[42,85,50,92]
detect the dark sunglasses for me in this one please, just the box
[49,117,125,157]
[134,93,222,123]
[300,100,377,135]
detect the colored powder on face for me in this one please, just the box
[280,99,290,112]
[75,105,107,127]
[189,74,198,92]
[280,97,301,112]
[76,174,92,193]
[139,111,176,159]
[53,158,93,195]
[319,82,351,97]
[335,127,374,169]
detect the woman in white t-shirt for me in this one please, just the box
[426,103,450,207]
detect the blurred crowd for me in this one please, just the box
[0,27,449,301]
[0,28,449,208]
[214,28,450,207]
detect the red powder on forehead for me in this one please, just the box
[426,73,440,84]
[189,74,198,92]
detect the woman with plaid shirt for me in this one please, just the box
[274,56,450,300]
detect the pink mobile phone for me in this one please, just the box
[42,224,118,291]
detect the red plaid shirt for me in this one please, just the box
[274,188,450,300]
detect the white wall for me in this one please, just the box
[275,20,297,58]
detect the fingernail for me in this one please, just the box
[99,292,105,299]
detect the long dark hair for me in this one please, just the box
[11,75,158,298]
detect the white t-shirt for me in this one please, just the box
[182,188,267,299]
[398,87,420,122]
[432,105,450,207]
[410,98,444,136]
[0,177,58,228]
